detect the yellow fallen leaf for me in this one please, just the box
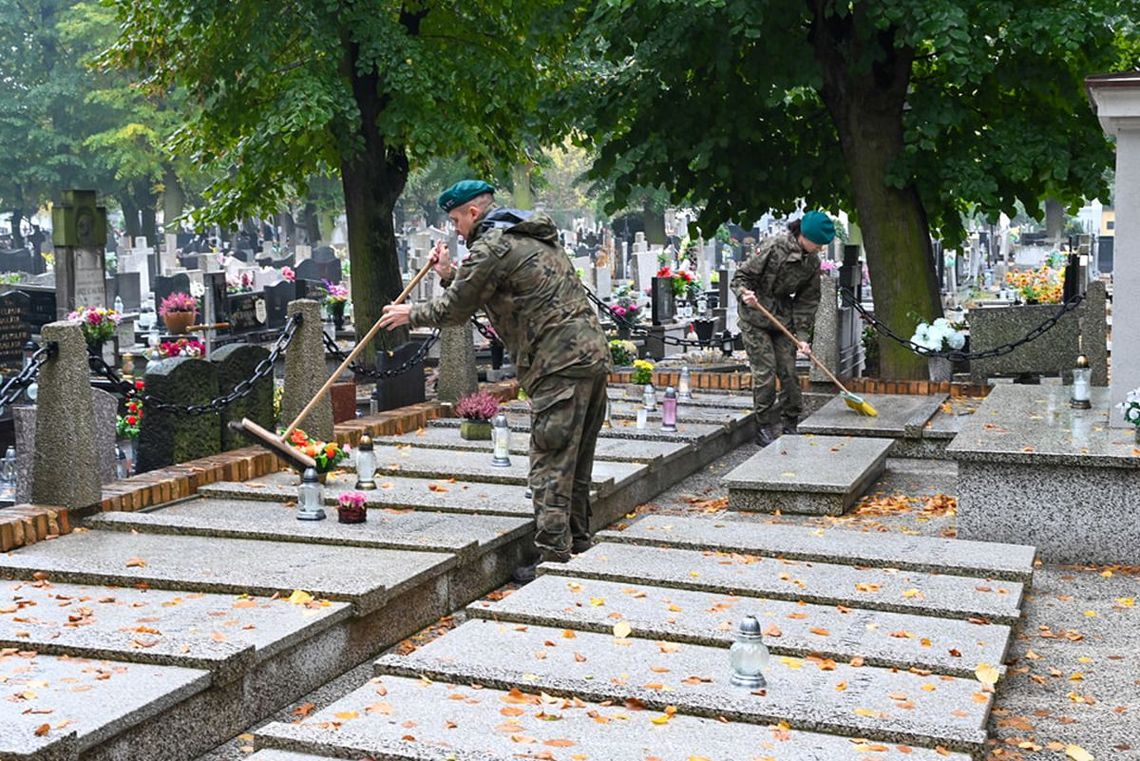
[853,707,880,718]
[589,597,605,607]
[1065,744,1094,761]
[1116,597,1134,608]
[974,663,999,688]
[779,657,802,670]
[650,713,671,724]
[287,589,314,605]
[334,710,359,720]
[1083,610,1097,618]
[613,621,632,639]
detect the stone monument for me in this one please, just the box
[280,299,333,440]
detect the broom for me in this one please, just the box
[230,259,436,470]
[747,300,878,417]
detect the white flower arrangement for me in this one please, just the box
[910,317,966,354]
[1118,388,1140,427]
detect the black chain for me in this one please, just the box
[470,314,503,346]
[322,329,440,379]
[582,286,735,348]
[0,342,56,411]
[91,314,302,415]
[842,286,1086,362]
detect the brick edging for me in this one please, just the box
[610,369,989,398]
[0,504,72,551]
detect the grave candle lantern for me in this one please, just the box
[1070,354,1092,410]
[661,386,678,433]
[296,467,327,521]
[720,330,735,357]
[491,412,512,468]
[729,615,769,689]
[354,434,377,490]
[678,366,693,401]
[642,384,656,412]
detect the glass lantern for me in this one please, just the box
[1070,354,1092,410]
[296,467,327,521]
[491,412,512,468]
[642,384,656,412]
[729,615,769,689]
[720,330,735,358]
[678,366,693,401]
[661,387,678,433]
[354,434,377,490]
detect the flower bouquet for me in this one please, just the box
[287,428,350,474]
[1119,388,1140,443]
[455,390,500,440]
[910,317,967,382]
[322,279,349,328]
[336,491,367,524]
[158,337,206,359]
[1004,267,1063,304]
[656,266,694,298]
[68,306,121,350]
[159,292,198,334]
[631,358,655,385]
[609,339,637,367]
[116,396,143,439]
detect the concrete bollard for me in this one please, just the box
[280,299,333,440]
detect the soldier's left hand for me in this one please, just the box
[798,341,811,355]
[378,303,412,330]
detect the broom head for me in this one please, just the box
[228,417,317,471]
[840,391,878,417]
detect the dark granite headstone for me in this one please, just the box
[212,343,274,450]
[15,286,56,332]
[371,339,427,411]
[153,273,191,315]
[0,291,30,373]
[313,246,336,262]
[651,277,675,326]
[225,292,267,333]
[136,357,221,473]
[265,280,303,329]
[114,272,142,311]
[295,257,341,284]
[0,248,34,274]
[203,272,227,327]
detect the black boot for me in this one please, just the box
[511,559,541,584]
[780,417,799,435]
[755,424,779,448]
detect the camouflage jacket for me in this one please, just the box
[731,231,821,337]
[409,208,610,392]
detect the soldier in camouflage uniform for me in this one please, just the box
[379,180,611,582]
[731,211,835,447]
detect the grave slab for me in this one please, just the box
[799,394,946,440]
[87,498,531,560]
[0,531,454,616]
[541,543,1024,624]
[430,415,726,443]
[0,580,351,684]
[375,620,990,753]
[723,435,894,515]
[255,675,971,761]
[600,515,1036,583]
[247,752,337,761]
[468,575,1010,678]
[606,386,755,409]
[0,650,209,759]
[378,427,689,465]
[199,475,533,517]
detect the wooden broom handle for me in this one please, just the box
[283,259,435,438]
[748,300,852,394]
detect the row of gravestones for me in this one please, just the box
[151,274,332,336]
[174,247,340,282]
[135,343,276,473]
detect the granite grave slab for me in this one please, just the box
[0,651,209,759]
[606,386,755,409]
[375,620,991,753]
[378,427,688,465]
[199,475,533,517]
[722,435,894,515]
[540,543,1024,624]
[799,394,947,440]
[87,498,531,560]
[600,515,1036,583]
[0,580,351,684]
[468,574,1010,678]
[255,675,971,761]
[0,531,454,616]
[430,414,726,443]
[506,398,752,426]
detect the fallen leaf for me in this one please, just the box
[975,663,1000,688]
[1065,744,1094,761]
[613,621,632,639]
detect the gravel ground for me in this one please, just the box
[196,439,1139,761]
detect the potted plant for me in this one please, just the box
[336,491,367,524]
[910,317,967,382]
[455,390,499,440]
[627,357,655,397]
[609,339,637,368]
[68,306,121,355]
[322,279,350,330]
[1118,388,1140,444]
[159,292,198,335]
[287,428,350,479]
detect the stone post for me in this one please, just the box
[436,325,478,404]
[810,272,840,382]
[1088,74,1140,426]
[31,321,101,510]
[281,299,333,440]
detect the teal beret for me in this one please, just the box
[801,211,836,245]
[438,180,495,212]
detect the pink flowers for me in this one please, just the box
[67,306,121,345]
[322,280,349,304]
[159,292,198,318]
[336,491,367,509]
[612,303,640,319]
[455,391,500,421]
[282,266,296,282]
[820,260,838,273]
[158,337,206,358]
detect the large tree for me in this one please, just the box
[108,0,581,359]
[567,0,1134,377]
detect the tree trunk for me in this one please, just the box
[10,210,23,249]
[162,166,185,228]
[300,201,320,245]
[511,164,534,210]
[119,193,142,242]
[340,39,410,364]
[812,6,940,380]
[140,198,158,247]
[642,202,667,246]
[1045,198,1065,244]
[279,210,295,247]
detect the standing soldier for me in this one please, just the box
[732,211,835,447]
[378,180,611,582]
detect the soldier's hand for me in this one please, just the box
[378,303,412,331]
[428,240,453,281]
[798,341,811,355]
[741,289,759,309]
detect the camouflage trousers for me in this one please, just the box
[528,367,609,561]
[741,326,801,427]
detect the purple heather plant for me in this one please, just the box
[454,391,500,421]
[159,291,198,317]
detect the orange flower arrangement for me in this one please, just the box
[1004,266,1063,304]
[287,428,349,472]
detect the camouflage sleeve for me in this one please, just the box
[408,239,500,328]
[793,270,821,337]
[730,241,771,302]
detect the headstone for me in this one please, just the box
[225,292,268,333]
[650,277,675,326]
[212,343,274,450]
[294,257,341,284]
[118,247,151,299]
[0,248,34,274]
[136,357,222,473]
[15,286,57,332]
[280,299,333,441]
[54,246,107,315]
[30,321,101,509]
[436,325,478,404]
[594,265,612,300]
[633,251,656,292]
[254,267,283,291]
[0,291,31,374]
[114,271,141,311]
[294,244,312,264]
[369,339,428,412]
[264,281,303,329]
[152,273,192,318]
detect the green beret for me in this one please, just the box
[801,210,836,245]
[438,180,495,212]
